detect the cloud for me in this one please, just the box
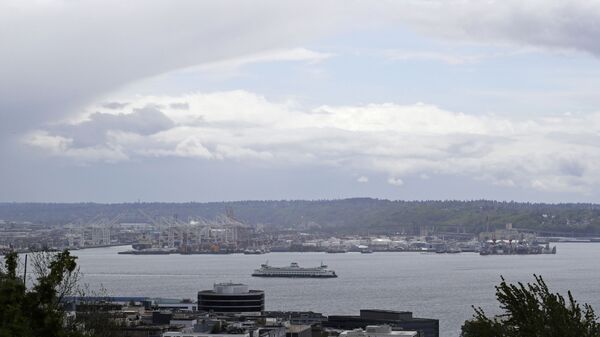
[192,48,333,73]
[174,137,212,159]
[102,102,130,110]
[23,90,600,193]
[24,130,128,163]
[169,102,189,110]
[3,0,600,137]
[54,105,175,148]
[387,178,404,187]
[6,0,600,202]
[25,131,71,154]
[385,0,600,57]
[357,176,369,183]
[0,1,350,135]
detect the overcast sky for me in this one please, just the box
[3,0,600,203]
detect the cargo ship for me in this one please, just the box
[251,262,337,278]
[479,241,556,255]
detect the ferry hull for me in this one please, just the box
[252,262,338,278]
[251,273,337,278]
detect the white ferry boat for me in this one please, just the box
[251,262,337,278]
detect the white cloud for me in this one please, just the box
[24,131,72,153]
[387,177,404,187]
[23,90,600,194]
[24,130,128,163]
[174,137,213,159]
[357,176,369,183]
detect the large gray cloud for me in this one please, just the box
[381,0,600,56]
[52,106,174,147]
[5,0,600,201]
[3,0,600,136]
[0,1,350,136]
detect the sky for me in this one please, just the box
[3,0,600,203]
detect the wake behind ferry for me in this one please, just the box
[251,262,337,278]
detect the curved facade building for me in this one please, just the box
[198,283,264,313]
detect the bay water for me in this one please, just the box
[72,243,600,337]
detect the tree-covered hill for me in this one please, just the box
[2,199,600,235]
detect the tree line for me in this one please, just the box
[2,199,600,234]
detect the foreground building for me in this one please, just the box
[325,310,438,337]
[163,333,250,337]
[64,284,437,337]
[198,283,265,313]
[340,325,417,337]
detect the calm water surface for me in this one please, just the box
[72,243,600,337]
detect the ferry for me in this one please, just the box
[118,247,175,255]
[251,262,337,278]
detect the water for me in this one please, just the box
[72,243,600,337]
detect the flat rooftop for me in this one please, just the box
[287,325,311,333]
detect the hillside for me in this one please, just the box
[1,199,600,235]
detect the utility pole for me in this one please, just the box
[23,254,28,287]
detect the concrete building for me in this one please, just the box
[198,283,264,313]
[285,325,312,337]
[253,326,287,337]
[64,296,197,311]
[340,325,417,337]
[325,310,438,337]
[163,333,250,337]
[264,311,327,325]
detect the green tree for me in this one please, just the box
[0,252,29,337]
[462,275,600,337]
[0,250,82,337]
